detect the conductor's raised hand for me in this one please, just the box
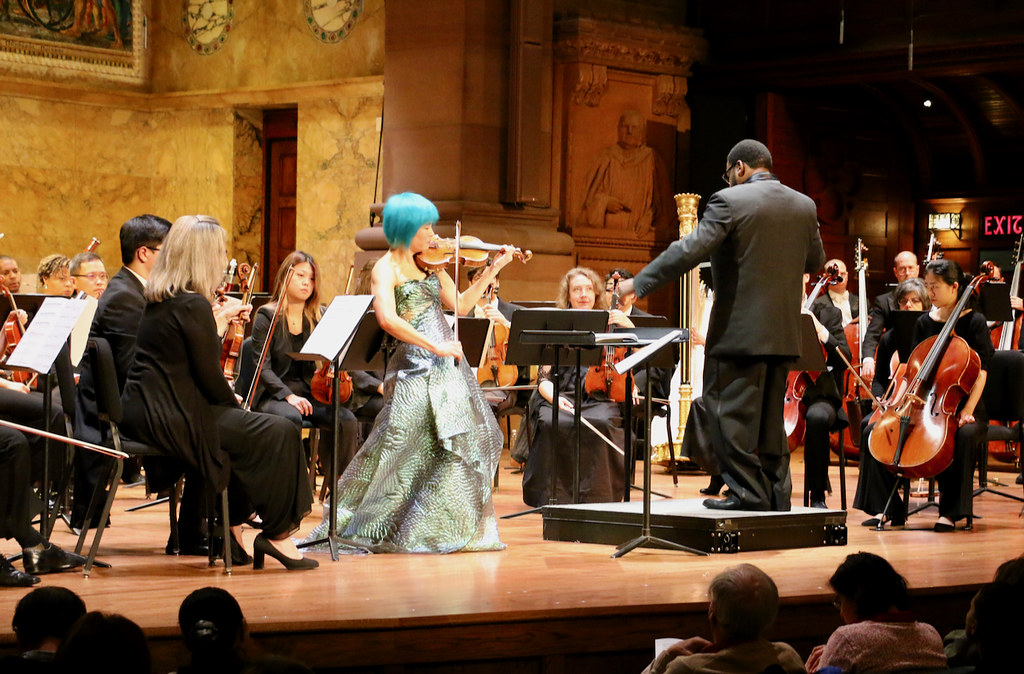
[616,277,636,302]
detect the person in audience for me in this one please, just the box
[805,552,946,673]
[120,215,315,571]
[0,586,86,670]
[177,586,252,674]
[968,578,1024,671]
[944,553,1024,668]
[69,250,108,299]
[244,251,358,473]
[36,254,74,297]
[0,425,86,588]
[642,563,804,674]
[516,266,626,506]
[53,611,151,674]
[0,254,22,293]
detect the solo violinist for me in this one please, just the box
[245,251,359,472]
[855,259,992,532]
[302,192,510,553]
[516,266,627,507]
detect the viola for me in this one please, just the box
[868,273,991,479]
[836,240,869,459]
[584,272,628,403]
[311,265,354,405]
[476,285,518,389]
[220,261,256,385]
[784,263,841,451]
[414,234,532,274]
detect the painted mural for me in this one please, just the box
[0,0,132,50]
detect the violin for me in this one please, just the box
[414,234,532,274]
[220,261,256,385]
[311,265,354,405]
[476,284,518,389]
[783,263,841,451]
[868,273,992,479]
[584,272,628,402]
[0,285,33,385]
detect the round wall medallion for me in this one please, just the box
[182,0,234,55]
[304,0,362,44]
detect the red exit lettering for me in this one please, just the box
[983,214,1024,237]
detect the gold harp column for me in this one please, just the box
[674,192,701,447]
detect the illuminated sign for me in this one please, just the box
[981,214,1024,237]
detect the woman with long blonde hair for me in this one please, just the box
[121,215,316,571]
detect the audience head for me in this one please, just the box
[178,587,249,668]
[0,254,21,293]
[993,554,1024,584]
[12,586,86,653]
[893,251,920,282]
[382,192,439,249]
[895,277,931,311]
[557,267,608,311]
[707,563,780,643]
[120,214,172,276]
[70,251,108,299]
[969,580,1023,668]
[37,254,74,297]
[146,215,227,304]
[54,611,151,674]
[829,552,909,623]
[271,250,322,322]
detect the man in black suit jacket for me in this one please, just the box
[619,139,826,511]
[860,250,919,384]
[72,215,172,530]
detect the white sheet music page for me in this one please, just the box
[6,296,95,373]
[299,294,374,361]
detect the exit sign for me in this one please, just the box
[981,213,1024,237]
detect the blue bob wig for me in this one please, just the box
[382,192,439,248]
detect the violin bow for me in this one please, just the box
[244,265,294,411]
[834,347,886,413]
[453,219,461,345]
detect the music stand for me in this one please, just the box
[290,295,374,560]
[979,283,1013,323]
[889,311,925,362]
[611,328,705,557]
[501,308,606,518]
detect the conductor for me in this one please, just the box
[618,139,825,511]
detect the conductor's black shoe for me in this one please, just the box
[810,499,828,509]
[700,474,725,496]
[166,535,210,557]
[702,494,746,511]
[22,543,86,575]
[0,555,39,587]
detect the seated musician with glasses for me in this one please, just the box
[69,252,108,300]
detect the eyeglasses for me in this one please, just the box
[73,272,108,282]
[722,161,741,185]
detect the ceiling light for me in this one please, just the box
[923,99,933,108]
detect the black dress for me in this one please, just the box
[121,293,311,538]
[517,365,625,507]
[854,310,993,522]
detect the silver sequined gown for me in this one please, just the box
[303,274,505,553]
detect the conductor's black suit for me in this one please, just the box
[632,171,826,510]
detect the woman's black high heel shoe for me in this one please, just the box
[252,534,318,571]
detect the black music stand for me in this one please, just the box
[610,329,706,558]
[291,295,375,560]
[501,309,607,518]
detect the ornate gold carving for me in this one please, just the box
[555,17,708,79]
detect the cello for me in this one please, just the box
[837,241,868,458]
[584,272,628,402]
[868,272,991,479]
[784,263,840,450]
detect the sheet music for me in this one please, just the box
[6,296,95,373]
[298,294,374,360]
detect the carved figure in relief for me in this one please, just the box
[580,109,673,237]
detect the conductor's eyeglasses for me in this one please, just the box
[722,161,741,185]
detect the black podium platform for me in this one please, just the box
[541,499,847,554]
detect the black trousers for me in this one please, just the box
[803,400,839,496]
[256,396,359,471]
[702,355,792,511]
[0,426,39,546]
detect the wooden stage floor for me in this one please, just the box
[2,449,1023,673]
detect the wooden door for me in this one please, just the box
[264,110,298,290]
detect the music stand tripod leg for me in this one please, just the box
[612,360,707,558]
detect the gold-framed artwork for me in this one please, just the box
[0,0,145,84]
[303,0,362,44]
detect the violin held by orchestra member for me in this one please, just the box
[120,215,316,570]
[854,258,993,532]
[302,192,512,554]
[515,266,627,507]
[245,251,360,472]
